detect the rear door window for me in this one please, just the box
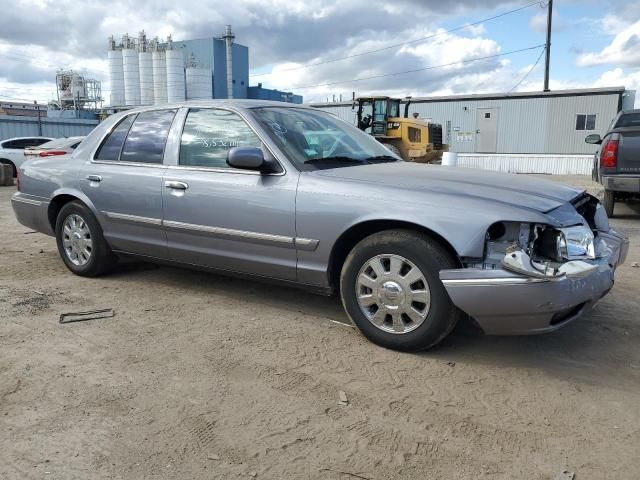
[95,115,136,161]
[120,109,177,164]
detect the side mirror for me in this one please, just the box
[227,147,266,171]
[585,134,602,145]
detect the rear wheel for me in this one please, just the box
[603,189,615,217]
[0,159,16,178]
[340,229,462,352]
[55,201,117,276]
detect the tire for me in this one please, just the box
[55,201,117,277]
[340,229,462,352]
[603,189,615,218]
[384,143,402,159]
[0,159,16,178]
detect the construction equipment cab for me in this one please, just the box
[355,96,446,163]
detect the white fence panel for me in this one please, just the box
[456,154,593,175]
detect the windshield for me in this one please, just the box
[251,107,401,171]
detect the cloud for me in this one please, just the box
[593,68,640,106]
[0,0,615,105]
[463,23,487,36]
[529,11,571,33]
[529,13,549,33]
[577,19,640,67]
[259,26,517,102]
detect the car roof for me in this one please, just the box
[118,99,308,115]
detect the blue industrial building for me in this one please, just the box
[107,27,302,106]
[172,37,250,100]
[173,37,302,103]
[248,83,303,104]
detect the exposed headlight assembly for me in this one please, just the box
[482,221,598,279]
[536,225,595,261]
[559,225,596,259]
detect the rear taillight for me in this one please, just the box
[600,139,618,168]
[39,150,67,157]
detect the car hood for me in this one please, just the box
[312,162,584,213]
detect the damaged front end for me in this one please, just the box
[440,194,629,335]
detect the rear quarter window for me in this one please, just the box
[95,115,136,161]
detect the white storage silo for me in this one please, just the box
[166,49,185,103]
[186,66,212,100]
[139,51,154,105]
[152,50,167,105]
[122,47,141,106]
[107,49,125,106]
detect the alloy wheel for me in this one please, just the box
[62,214,93,266]
[356,254,431,334]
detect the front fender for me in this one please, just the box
[294,173,551,287]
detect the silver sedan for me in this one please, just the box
[11,100,628,351]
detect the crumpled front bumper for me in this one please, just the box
[439,229,629,335]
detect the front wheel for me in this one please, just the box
[340,229,462,352]
[55,201,117,276]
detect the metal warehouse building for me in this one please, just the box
[310,87,636,174]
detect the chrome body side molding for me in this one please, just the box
[103,211,163,226]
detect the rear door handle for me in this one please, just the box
[87,175,102,182]
[164,180,189,190]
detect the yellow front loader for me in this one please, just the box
[355,96,447,163]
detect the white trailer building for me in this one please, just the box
[310,87,636,174]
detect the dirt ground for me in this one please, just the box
[1,175,639,480]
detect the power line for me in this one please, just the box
[508,46,546,93]
[287,44,545,90]
[250,0,546,78]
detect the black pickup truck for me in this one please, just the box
[587,109,640,216]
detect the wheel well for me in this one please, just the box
[0,158,16,176]
[48,194,81,231]
[328,220,461,290]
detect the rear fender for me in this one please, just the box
[49,188,102,226]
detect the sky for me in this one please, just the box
[0,0,639,105]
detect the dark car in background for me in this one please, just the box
[587,109,640,216]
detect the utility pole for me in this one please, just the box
[543,0,553,92]
[34,101,42,136]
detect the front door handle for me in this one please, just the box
[164,180,189,190]
[87,174,102,182]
